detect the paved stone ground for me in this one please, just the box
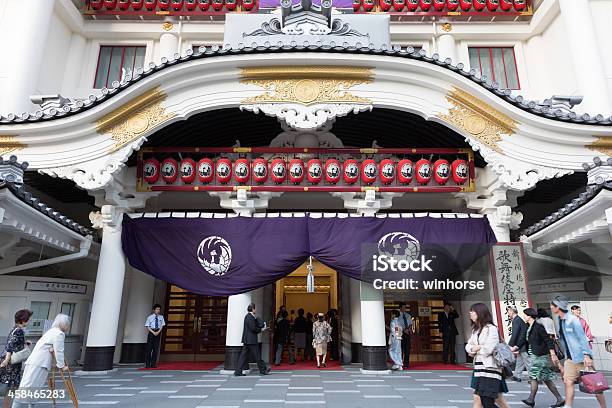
[38,364,610,407]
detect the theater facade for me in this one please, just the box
[0,0,611,373]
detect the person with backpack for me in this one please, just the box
[465,303,508,408]
[520,308,564,408]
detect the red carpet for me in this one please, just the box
[139,361,223,371]
[272,359,342,370]
[404,362,471,371]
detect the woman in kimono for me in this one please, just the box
[388,310,403,370]
[12,314,70,407]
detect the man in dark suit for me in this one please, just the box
[438,302,459,364]
[234,303,270,376]
[507,305,530,382]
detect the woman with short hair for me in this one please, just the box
[0,310,33,397]
[12,314,71,407]
[312,313,332,368]
[521,308,564,408]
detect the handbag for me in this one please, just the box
[553,338,565,361]
[10,346,31,365]
[605,340,612,354]
[579,369,610,394]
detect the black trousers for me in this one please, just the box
[234,344,268,375]
[145,331,161,367]
[401,334,411,367]
[330,336,339,360]
[442,334,456,363]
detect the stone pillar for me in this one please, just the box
[83,206,126,372]
[222,292,253,373]
[61,33,87,96]
[558,0,612,114]
[349,278,362,363]
[437,32,457,63]
[159,20,179,62]
[360,282,389,373]
[0,0,55,115]
[120,267,156,363]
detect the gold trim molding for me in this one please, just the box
[437,87,518,153]
[0,135,25,156]
[240,66,373,106]
[96,87,175,152]
[588,136,612,157]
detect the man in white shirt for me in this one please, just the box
[144,304,166,368]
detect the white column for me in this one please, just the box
[360,282,389,373]
[159,21,179,62]
[83,206,127,372]
[0,0,55,115]
[222,292,253,373]
[437,33,457,63]
[349,278,362,362]
[61,33,87,96]
[558,0,612,114]
[120,267,156,363]
[606,207,612,238]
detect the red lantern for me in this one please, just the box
[161,157,178,184]
[103,0,117,9]
[473,0,485,10]
[198,0,210,9]
[242,0,256,11]
[212,0,223,10]
[393,0,405,11]
[271,159,287,184]
[325,159,341,184]
[353,0,361,11]
[225,0,237,10]
[158,0,170,9]
[499,0,512,10]
[433,0,446,11]
[406,0,418,10]
[343,159,359,184]
[380,0,392,11]
[459,0,472,10]
[198,158,214,183]
[170,0,184,10]
[145,0,157,9]
[143,158,160,184]
[513,0,526,11]
[433,159,450,185]
[447,0,459,11]
[90,0,104,10]
[415,159,432,185]
[306,159,323,184]
[397,159,413,184]
[234,158,250,184]
[185,0,197,9]
[451,159,469,185]
[180,158,197,184]
[379,159,395,185]
[252,158,268,184]
[363,0,375,11]
[216,158,232,184]
[131,0,144,9]
[361,159,377,185]
[419,0,432,11]
[288,159,305,184]
[486,0,498,11]
[118,0,130,10]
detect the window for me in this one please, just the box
[94,45,146,89]
[60,303,76,334]
[30,301,51,333]
[468,47,520,90]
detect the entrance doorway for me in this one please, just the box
[161,285,228,361]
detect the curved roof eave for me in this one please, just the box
[2,44,612,127]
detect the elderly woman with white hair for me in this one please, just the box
[12,314,70,407]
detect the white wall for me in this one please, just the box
[589,0,612,102]
[37,12,72,95]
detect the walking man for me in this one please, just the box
[551,296,607,408]
[571,305,594,348]
[438,302,459,364]
[398,302,412,368]
[507,306,530,382]
[144,304,165,368]
[235,303,270,376]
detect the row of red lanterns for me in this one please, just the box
[143,157,470,186]
[353,0,527,12]
[89,0,257,12]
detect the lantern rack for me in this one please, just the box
[136,147,476,193]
